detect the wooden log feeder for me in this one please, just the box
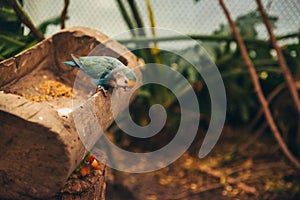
[0,27,141,199]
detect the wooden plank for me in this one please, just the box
[0,39,51,87]
[0,27,141,199]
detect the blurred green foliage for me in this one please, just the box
[126,10,300,127]
[202,11,299,124]
[0,0,62,61]
[1,1,299,128]
[1,1,299,154]
[0,0,24,60]
[122,9,300,155]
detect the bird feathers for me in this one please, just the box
[63,54,136,90]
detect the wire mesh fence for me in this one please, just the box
[23,0,300,42]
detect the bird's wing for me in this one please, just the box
[75,56,109,79]
[77,56,126,80]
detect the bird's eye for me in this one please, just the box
[84,160,90,165]
[124,80,128,84]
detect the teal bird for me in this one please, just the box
[64,54,136,95]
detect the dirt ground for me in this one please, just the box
[105,126,300,200]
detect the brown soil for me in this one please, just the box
[105,126,300,200]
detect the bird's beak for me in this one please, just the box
[127,80,136,87]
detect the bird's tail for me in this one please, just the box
[63,61,77,67]
[63,54,81,68]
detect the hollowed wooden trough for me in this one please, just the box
[0,26,141,199]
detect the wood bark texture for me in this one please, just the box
[0,26,141,199]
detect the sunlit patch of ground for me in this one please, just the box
[106,126,300,200]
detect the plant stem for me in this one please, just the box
[9,0,44,40]
[145,0,156,36]
[115,0,136,37]
[256,0,300,114]
[219,0,300,170]
[128,0,145,36]
[60,0,69,29]
[145,0,161,63]
[0,34,26,46]
[118,33,298,45]
[276,32,299,40]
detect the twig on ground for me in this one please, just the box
[198,166,257,194]
[167,183,222,200]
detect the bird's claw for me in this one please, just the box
[96,86,108,97]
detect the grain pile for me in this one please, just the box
[23,80,72,102]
